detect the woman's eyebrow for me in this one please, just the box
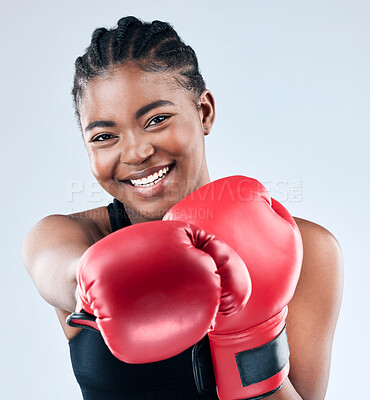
[135,100,175,120]
[84,100,175,132]
[85,120,116,132]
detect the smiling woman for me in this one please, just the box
[22,15,343,400]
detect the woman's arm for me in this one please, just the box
[266,218,343,400]
[22,214,104,312]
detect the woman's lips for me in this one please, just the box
[129,165,171,187]
[124,163,173,181]
[121,163,175,198]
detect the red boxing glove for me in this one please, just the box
[163,176,303,399]
[67,220,251,364]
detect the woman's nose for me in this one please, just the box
[119,132,155,165]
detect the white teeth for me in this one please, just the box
[130,166,171,187]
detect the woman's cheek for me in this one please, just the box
[89,151,114,181]
[165,122,201,156]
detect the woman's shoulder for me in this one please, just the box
[23,205,112,272]
[38,205,111,242]
[289,216,343,328]
[67,205,112,239]
[292,216,343,289]
[285,217,343,398]
[293,216,343,263]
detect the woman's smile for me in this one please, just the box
[120,163,175,198]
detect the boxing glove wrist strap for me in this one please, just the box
[235,325,289,388]
[66,310,99,332]
[209,310,290,399]
[192,336,216,394]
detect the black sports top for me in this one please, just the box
[69,198,218,399]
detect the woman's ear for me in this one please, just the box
[198,90,216,136]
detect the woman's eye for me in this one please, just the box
[147,115,169,127]
[92,133,114,142]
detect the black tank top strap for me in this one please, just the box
[107,198,131,232]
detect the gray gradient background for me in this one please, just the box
[1,0,369,398]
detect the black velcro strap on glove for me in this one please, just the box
[66,310,99,332]
[192,335,216,394]
[235,325,290,388]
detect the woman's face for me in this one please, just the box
[79,63,215,223]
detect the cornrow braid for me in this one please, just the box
[158,44,199,68]
[91,28,108,67]
[133,21,177,58]
[72,16,206,120]
[114,17,142,62]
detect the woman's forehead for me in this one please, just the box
[79,65,192,121]
[89,64,179,95]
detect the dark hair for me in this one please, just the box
[72,16,206,119]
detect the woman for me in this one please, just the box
[22,16,343,399]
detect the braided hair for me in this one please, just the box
[72,16,206,119]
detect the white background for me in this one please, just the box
[1,0,369,398]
